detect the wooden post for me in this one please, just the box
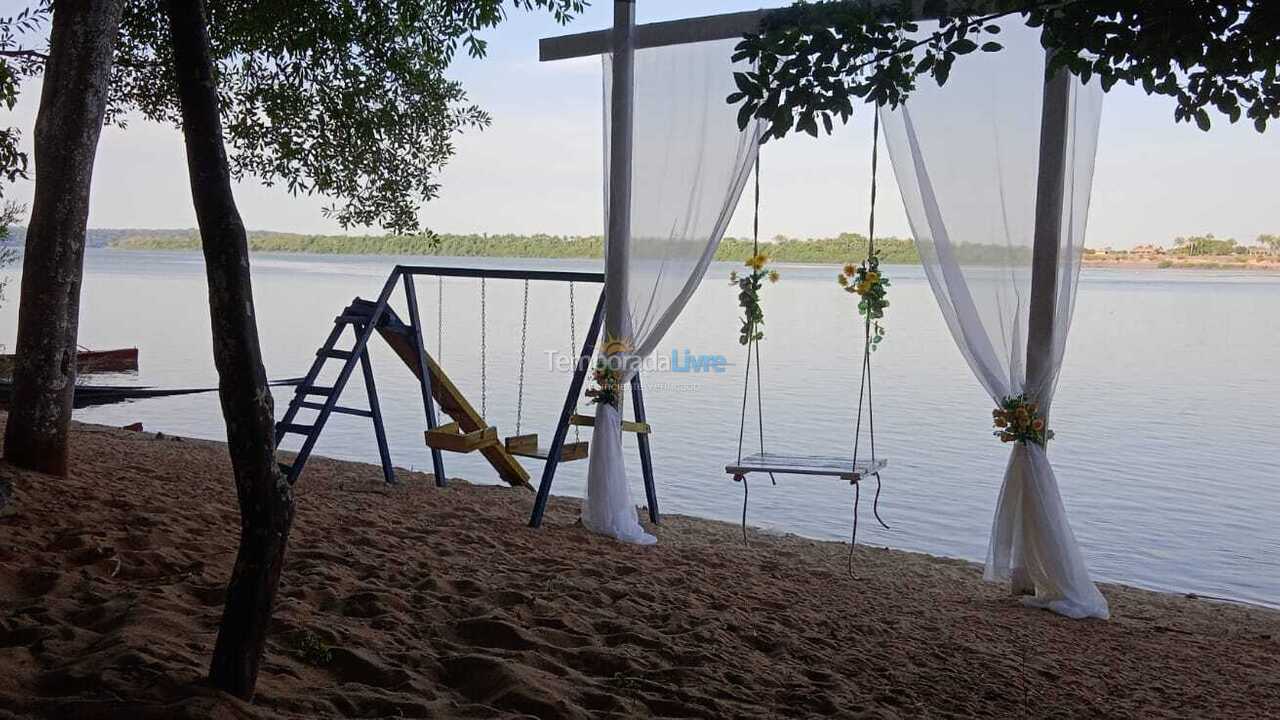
[630,373,659,523]
[403,273,448,486]
[1026,59,1073,424]
[358,347,395,485]
[603,0,635,353]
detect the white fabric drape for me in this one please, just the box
[881,22,1109,618]
[582,39,764,544]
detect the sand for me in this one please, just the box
[1,416,1277,719]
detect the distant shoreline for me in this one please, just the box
[104,234,1280,272]
[9,231,1279,271]
[1081,255,1280,272]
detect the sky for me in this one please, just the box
[5,0,1279,249]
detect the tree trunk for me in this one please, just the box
[2,0,126,476]
[164,0,294,701]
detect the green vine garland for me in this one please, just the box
[838,250,890,349]
[729,253,780,346]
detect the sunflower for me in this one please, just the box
[768,270,780,283]
[842,262,858,276]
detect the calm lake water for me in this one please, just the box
[3,249,1277,608]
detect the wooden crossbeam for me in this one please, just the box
[374,324,532,487]
[569,413,650,434]
[539,1,955,61]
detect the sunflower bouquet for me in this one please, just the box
[585,358,622,409]
[837,250,890,349]
[728,253,780,346]
[992,394,1053,446]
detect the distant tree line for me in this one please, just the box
[110,229,924,263]
[13,227,1273,263]
[0,225,185,248]
[1172,233,1280,256]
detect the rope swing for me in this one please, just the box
[847,110,891,576]
[726,115,891,566]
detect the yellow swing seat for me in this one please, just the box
[569,413,651,434]
[424,422,498,453]
[503,433,589,462]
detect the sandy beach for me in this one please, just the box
[1,415,1277,719]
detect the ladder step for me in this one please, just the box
[277,423,315,435]
[298,401,372,418]
[319,348,354,360]
[300,385,336,396]
[335,314,370,325]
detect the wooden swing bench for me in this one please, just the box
[726,453,887,484]
[424,422,499,453]
[504,433,590,461]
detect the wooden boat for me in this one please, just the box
[0,377,302,409]
[0,347,139,375]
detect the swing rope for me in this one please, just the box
[848,109,891,576]
[735,152,775,545]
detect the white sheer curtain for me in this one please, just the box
[880,22,1109,619]
[582,39,764,544]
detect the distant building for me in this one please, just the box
[1131,244,1164,255]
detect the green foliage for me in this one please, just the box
[4,1,584,235]
[111,229,926,264]
[1172,233,1238,256]
[0,3,50,198]
[728,254,779,346]
[1259,234,1280,255]
[731,0,1280,142]
[293,631,332,667]
[0,201,22,309]
[838,251,890,349]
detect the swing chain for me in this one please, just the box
[437,276,444,361]
[516,279,529,435]
[568,281,581,443]
[480,277,487,419]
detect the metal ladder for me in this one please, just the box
[275,298,396,485]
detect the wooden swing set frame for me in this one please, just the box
[273,264,659,529]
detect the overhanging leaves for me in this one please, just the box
[732,0,1280,142]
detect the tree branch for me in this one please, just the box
[0,49,48,61]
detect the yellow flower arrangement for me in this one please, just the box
[730,253,779,345]
[838,249,890,349]
[992,394,1053,446]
